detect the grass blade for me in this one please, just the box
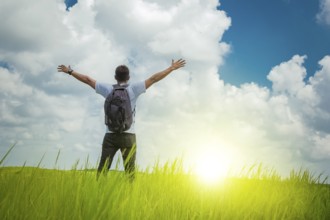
[0,143,17,166]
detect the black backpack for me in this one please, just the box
[104,84,133,133]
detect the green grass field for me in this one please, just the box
[1,144,330,219]
[1,163,330,220]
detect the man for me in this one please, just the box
[57,59,186,179]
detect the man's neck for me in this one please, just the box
[117,81,128,86]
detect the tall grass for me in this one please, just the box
[0,145,330,219]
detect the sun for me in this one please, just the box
[192,146,232,184]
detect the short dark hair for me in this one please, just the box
[115,65,130,82]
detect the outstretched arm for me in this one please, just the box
[57,65,96,89]
[145,59,186,89]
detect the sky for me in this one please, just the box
[221,0,330,87]
[0,0,330,179]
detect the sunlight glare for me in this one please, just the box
[193,146,232,184]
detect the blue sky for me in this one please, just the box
[65,0,77,10]
[220,0,330,87]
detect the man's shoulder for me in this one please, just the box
[95,82,113,98]
[129,81,146,96]
[129,81,144,87]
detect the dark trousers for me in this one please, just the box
[97,133,137,179]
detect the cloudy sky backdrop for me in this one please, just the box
[1,0,330,178]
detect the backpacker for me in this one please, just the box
[104,84,133,133]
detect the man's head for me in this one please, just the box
[115,65,130,83]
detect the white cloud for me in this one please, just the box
[317,0,330,25]
[268,55,307,94]
[0,67,33,97]
[310,134,330,160]
[0,0,329,179]
[310,56,330,112]
[0,0,68,52]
